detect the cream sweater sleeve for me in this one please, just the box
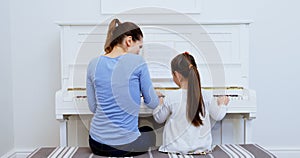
[208,101,227,121]
[204,91,227,121]
[152,96,172,124]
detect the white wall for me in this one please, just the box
[202,0,300,152]
[9,0,63,150]
[2,0,300,157]
[249,0,300,149]
[0,0,14,156]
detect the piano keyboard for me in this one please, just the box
[69,86,247,101]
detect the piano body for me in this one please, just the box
[55,21,256,146]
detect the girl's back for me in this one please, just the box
[153,52,228,154]
[154,89,223,154]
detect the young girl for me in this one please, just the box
[153,52,229,154]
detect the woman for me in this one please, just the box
[86,19,159,157]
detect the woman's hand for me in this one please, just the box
[217,96,229,106]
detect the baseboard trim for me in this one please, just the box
[1,149,16,158]
[266,147,300,158]
[1,148,35,158]
[2,147,300,158]
[269,148,300,151]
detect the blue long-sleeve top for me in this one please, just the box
[86,53,159,145]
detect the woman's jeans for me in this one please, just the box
[89,126,156,157]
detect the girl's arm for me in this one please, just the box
[208,96,229,121]
[152,96,171,124]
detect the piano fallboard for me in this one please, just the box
[55,88,256,120]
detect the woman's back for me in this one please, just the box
[87,53,158,146]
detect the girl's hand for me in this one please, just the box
[217,96,229,106]
[156,91,165,105]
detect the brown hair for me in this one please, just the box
[171,52,205,126]
[104,19,143,54]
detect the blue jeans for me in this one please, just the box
[89,126,156,157]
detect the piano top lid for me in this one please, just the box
[55,20,253,26]
[57,21,251,90]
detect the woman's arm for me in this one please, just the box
[139,62,159,109]
[86,59,98,113]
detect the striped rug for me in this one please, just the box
[27,144,276,158]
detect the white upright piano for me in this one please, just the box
[55,21,256,147]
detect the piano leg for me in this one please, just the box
[59,117,68,147]
[243,117,254,144]
[220,120,223,144]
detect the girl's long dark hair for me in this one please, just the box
[171,52,205,126]
[104,18,143,54]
